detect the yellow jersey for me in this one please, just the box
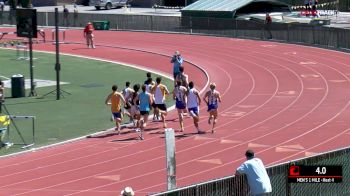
[110,92,122,113]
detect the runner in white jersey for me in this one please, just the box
[151,77,170,128]
[203,82,222,133]
[187,81,202,133]
[122,81,134,123]
[173,80,187,132]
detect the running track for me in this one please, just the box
[1,28,350,195]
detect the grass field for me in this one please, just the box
[0,48,174,155]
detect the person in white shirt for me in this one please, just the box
[236,150,272,196]
[187,81,202,133]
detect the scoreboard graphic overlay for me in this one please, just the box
[288,165,342,183]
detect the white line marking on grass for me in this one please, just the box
[0,75,10,80]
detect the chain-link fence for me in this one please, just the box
[149,147,350,196]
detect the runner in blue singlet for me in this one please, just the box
[173,80,187,132]
[203,83,222,133]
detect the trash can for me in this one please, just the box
[11,74,25,98]
[93,21,110,30]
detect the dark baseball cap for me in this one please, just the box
[245,150,255,158]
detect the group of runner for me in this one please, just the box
[171,51,222,134]
[105,74,169,139]
[105,51,222,139]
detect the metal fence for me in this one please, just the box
[1,11,350,50]
[149,146,350,196]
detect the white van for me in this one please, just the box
[89,0,128,10]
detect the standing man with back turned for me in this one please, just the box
[171,51,183,82]
[236,150,272,196]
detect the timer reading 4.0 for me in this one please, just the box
[315,167,327,175]
[288,165,342,183]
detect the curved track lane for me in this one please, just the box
[0,29,350,195]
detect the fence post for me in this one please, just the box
[151,15,154,32]
[190,16,193,34]
[312,25,315,45]
[335,28,339,48]
[287,24,290,42]
[165,128,176,191]
[45,12,48,27]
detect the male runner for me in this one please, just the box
[105,85,126,134]
[173,80,187,132]
[203,83,222,133]
[187,81,202,133]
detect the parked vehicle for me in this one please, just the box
[89,0,128,10]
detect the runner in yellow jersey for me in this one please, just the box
[105,85,126,134]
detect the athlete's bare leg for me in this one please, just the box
[177,109,185,132]
[211,110,218,133]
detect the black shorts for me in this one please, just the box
[152,102,157,108]
[155,104,167,111]
[140,111,150,115]
[173,72,180,80]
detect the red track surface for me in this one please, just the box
[1,28,350,195]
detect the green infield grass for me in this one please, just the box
[0,48,174,155]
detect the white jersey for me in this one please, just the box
[146,84,152,93]
[152,84,168,104]
[122,87,132,101]
[187,88,199,108]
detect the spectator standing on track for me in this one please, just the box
[187,81,202,133]
[171,51,184,81]
[236,150,272,196]
[151,77,170,128]
[175,66,189,88]
[121,186,135,196]
[135,84,153,139]
[203,83,221,133]
[105,85,126,134]
[173,80,187,132]
[84,22,96,49]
